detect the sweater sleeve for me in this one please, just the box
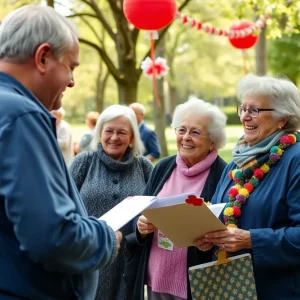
[69,151,91,191]
[250,157,300,270]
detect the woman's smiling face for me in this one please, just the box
[176,112,213,167]
[240,94,284,146]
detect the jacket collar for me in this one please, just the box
[0,72,54,120]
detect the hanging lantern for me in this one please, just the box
[123,0,177,30]
[228,20,259,49]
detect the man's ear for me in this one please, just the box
[34,43,52,74]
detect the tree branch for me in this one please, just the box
[107,0,134,59]
[67,13,98,19]
[79,38,122,83]
[81,0,116,42]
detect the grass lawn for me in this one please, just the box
[71,124,243,163]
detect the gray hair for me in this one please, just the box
[171,97,227,149]
[237,74,300,131]
[0,5,78,62]
[129,102,146,115]
[90,105,145,156]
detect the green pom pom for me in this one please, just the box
[249,178,259,187]
[234,170,243,179]
[270,146,279,153]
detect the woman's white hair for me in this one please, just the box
[0,5,78,63]
[171,97,227,149]
[90,105,144,156]
[237,74,300,131]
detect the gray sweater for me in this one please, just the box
[69,144,153,300]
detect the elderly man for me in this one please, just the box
[0,5,121,299]
[129,102,161,162]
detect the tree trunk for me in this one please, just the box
[154,37,168,157]
[95,71,109,112]
[255,24,267,75]
[118,80,138,105]
[47,0,54,7]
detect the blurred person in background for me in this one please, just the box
[130,102,161,162]
[74,110,100,154]
[51,107,74,166]
[70,104,153,300]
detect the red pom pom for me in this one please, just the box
[233,206,241,217]
[280,136,289,144]
[244,183,254,193]
[228,172,233,179]
[287,135,296,144]
[253,168,264,180]
[228,187,239,197]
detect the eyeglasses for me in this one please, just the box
[175,127,208,139]
[237,106,274,118]
[103,129,131,137]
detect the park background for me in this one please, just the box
[1,0,300,162]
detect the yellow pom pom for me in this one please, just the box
[227,224,238,228]
[239,188,249,197]
[234,184,242,190]
[224,207,234,216]
[276,148,283,156]
[232,169,238,177]
[260,164,270,173]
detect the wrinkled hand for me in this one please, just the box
[193,237,214,252]
[204,228,252,252]
[114,231,122,257]
[137,215,157,238]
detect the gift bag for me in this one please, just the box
[188,250,257,300]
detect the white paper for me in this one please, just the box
[98,196,156,231]
[147,192,196,209]
[208,203,226,217]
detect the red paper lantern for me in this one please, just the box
[228,20,259,49]
[123,0,177,30]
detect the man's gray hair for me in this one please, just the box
[171,97,227,149]
[91,105,145,156]
[0,5,78,63]
[237,74,300,131]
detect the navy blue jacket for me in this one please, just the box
[0,72,116,299]
[139,122,161,159]
[212,143,300,299]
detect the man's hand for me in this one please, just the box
[115,231,122,257]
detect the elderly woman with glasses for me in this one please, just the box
[69,105,153,300]
[195,74,300,299]
[125,98,227,300]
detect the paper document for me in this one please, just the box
[99,196,155,231]
[143,201,227,247]
[98,192,227,246]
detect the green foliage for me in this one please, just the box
[268,32,300,84]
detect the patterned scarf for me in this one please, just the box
[232,130,288,179]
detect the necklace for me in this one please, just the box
[223,133,300,228]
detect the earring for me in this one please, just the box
[129,143,133,148]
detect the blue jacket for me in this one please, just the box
[211,142,300,299]
[139,122,161,159]
[0,72,116,299]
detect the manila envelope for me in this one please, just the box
[143,202,227,248]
